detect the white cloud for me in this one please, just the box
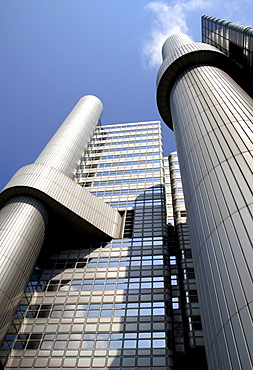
[141,0,209,69]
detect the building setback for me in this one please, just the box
[157,16,253,370]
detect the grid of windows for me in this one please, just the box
[202,15,253,97]
[13,331,167,351]
[74,121,163,194]
[1,121,174,370]
[2,237,173,368]
[24,300,166,320]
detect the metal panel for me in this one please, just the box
[0,196,47,343]
[157,34,253,370]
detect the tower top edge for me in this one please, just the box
[157,43,232,129]
[162,33,193,61]
[78,95,103,104]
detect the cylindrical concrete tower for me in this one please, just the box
[35,95,103,178]
[0,95,103,343]
[0,197,48,343]
[157,34,253,369]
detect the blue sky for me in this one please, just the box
[1,0,252,190]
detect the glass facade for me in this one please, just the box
[202,15,253,97]
[0,121,207,369]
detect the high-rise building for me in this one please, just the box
[0,15,252,370]
[0,96,207,369]
[157,15,252,370]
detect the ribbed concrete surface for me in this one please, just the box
[35,95,103,178]
[157,34,253,370]
[0,196,47,343]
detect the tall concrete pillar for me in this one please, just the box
[0,95,103,343]
[0,197,47,343]
[157,34,253,369]
[35,95,103,177]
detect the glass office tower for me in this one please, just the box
[0,116,208,369]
